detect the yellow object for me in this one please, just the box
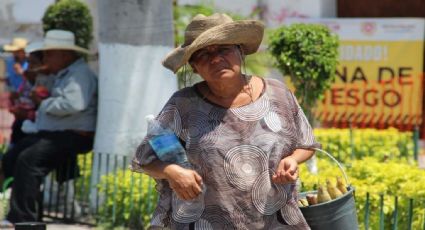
[3,38,28,52]
[327,179,343,199]
[314,40,424,126]
[317,183,332,203]
[298,198,308,207]
[336,176,348,194]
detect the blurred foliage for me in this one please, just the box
[269,24,339,124]
[42,0,93,49]
[314,128,414,162]
[75,152,93,201]
[97,169,158,229]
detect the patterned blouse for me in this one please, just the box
[131,78,320,229]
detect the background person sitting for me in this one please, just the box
[0,29,97,227]
[2,37,29,147]
[8,46,51,143]
[3,37,28,93]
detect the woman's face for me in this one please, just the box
[190,44,242,82]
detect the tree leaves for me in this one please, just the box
[268,24,339,124]
[42,0,93,49]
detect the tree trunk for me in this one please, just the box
[91,0,176,207]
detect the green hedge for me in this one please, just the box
[314,128,414,161]
[97,170,158,229]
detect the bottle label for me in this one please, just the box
[149,134,188,164]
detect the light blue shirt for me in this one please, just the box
[36,58,98,131]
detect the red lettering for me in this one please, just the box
[346,89,360,106]
[398,67,413,85]
[331,88,344,105]
[363,89,378,106]
[382,90,401,107]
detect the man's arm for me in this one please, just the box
[39,72,95,116]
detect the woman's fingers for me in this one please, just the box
[194,172,203,186]
[273,168,298,184]
[170,169,204,200]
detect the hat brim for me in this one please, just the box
[3,44,25,52]
[25,41,43,54]
[31,45,90,54]
[162,20,264,73]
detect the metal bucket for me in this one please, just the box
[299,148,359,230]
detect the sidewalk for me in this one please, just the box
[47,223,93,230]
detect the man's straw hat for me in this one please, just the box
[3,37,28,52]
[30,30,89,54]
[162,13,264,73]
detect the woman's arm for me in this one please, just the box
[290,148,315,164]
[272,148,315,184]
[142,160,204,200]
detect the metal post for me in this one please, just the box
[379,194,384,230]
[349,123,355,159]
[364,192,370,230]
[392,196,398,230]
[407,198,413,230]
[413,125,419,161]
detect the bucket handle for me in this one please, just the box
[312,148,350,186]
[1,177,13,199]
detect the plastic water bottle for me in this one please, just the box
[145,115,189,167]
[145,115,206,223]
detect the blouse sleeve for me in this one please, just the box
[289,92,321,149]
[130,96,181,173]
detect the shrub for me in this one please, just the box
[269,24,339,123]
[42,0,93,49]
[314,128,414,162]
[97,170,158,229]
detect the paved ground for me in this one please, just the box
[46,223,94,230]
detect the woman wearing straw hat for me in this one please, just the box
[131,13,319,229]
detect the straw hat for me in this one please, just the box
[3,37,28,52]
[31,30,89,54]
[162,13,264,73]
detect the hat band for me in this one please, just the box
[44,37,76,47]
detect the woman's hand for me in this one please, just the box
[164,164,203,200]
[272,156,299,184]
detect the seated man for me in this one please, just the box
[1,29,97,225]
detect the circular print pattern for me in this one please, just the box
[201,205,234,229]
[171,191,205,223]
[231,94,270,121]
[252,170,287,215]
[224,145,268,191]
[264,111,282,132]
[157,105,182,137]
[181,110,219,146]
[194,218,214,230]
